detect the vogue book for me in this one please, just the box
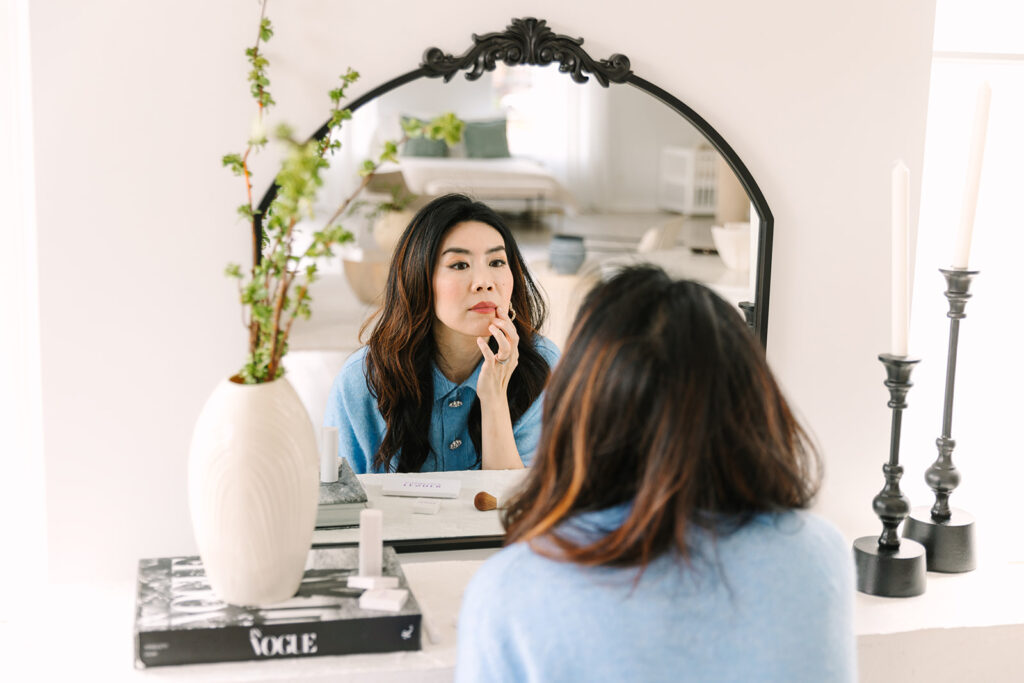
[134,547,421,667]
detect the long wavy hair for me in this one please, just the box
[361,194,550,472]
[502,265,821,568]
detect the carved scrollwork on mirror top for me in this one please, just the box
[421,17,632,87]
[255,16,774,347]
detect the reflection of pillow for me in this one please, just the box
[401,116,448,157]
[464,119,510,158]
[637,217,684,253]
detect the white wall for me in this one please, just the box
[28,0,936,582]
[604,83,705,211]
[1,0,46,615]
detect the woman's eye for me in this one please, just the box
[489,258,507,268]
[448,261,469,271]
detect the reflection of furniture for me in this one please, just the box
[395,157,577,216]
[657,145,717,215]
[312,469,529,551]
[529,259,602,350]
[602,247,752,308]
[341,250,389,305]
[527,237,754,351]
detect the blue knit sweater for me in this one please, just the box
[456,506,855,682]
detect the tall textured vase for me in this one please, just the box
[188,376,319,606]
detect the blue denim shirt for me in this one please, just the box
[324,336,560,473]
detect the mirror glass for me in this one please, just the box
[278,62,765,545]
[286,65,759,427]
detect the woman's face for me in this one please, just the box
[432,220,514,340]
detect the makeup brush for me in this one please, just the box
[474,491,497,511]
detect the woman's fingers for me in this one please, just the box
[491,310,520,347]
[479,305,520,370]
[490,323,512,360]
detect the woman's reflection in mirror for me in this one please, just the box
[456,265,855,682]
[324,194,560,473]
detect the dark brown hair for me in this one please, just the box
[503,265,820,567]
[362,194,550,472]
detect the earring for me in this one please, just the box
[508,306,517,322]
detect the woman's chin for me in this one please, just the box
[459,320,495,339]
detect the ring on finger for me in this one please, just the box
[495,356,510,365]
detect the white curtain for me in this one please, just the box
[502,66,612,212]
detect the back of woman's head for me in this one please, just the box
[503,265,820,567]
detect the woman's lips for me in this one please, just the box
[469,302,498,314]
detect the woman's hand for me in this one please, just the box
[476,306,524,468]
[475,306,519,405]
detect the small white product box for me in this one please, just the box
[359,588,410,612]
[412,499,441,515]
[381,478,461,499]
[348,575,399,590]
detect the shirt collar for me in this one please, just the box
[432,358,483,402]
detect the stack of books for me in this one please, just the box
[134,547,421,667]
[316,458,368,528]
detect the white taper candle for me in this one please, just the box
[953,82,991,268]
[891,160,910,357]
[358,509,383,577]
[320,425,339,483]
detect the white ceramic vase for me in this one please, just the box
[188,375,319,606]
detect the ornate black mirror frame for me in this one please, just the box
[254,17,774,347]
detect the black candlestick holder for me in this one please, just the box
[853,354,927,597]
[738,301,756,331]
[903,268,978,572]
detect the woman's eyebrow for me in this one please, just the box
[440,245,506,256]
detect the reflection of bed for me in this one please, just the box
[394,157,577,214]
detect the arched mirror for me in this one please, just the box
[256,17,773,356]
[258,17,775,549]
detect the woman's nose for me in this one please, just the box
[473,277,495,292]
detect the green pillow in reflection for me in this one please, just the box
[464,119,510,158]
[401,116,449,157]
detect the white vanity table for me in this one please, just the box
[9,465,1022,681]
[9,523,1023,681]
[312,469,528,553]
[13,554,1022,681]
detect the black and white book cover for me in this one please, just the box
[319,458,369,507]
[134,547,421,668]
[316,459,369,528]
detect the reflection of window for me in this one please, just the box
[491,64,569,160]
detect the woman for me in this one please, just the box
[456,266,855,682]
[324,194,560,473]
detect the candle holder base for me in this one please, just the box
[902,507,976,573]
[853,536,926,598]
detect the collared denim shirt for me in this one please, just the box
[324,337,560,473]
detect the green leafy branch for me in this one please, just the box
[221,3,464,383]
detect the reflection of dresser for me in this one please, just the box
[657,146,717,215]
